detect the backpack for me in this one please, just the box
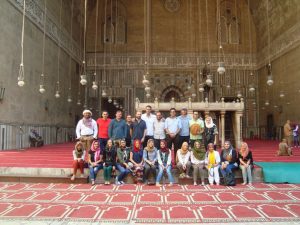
[223,172,236,186]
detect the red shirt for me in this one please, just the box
[96,118,111,138]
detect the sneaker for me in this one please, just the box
[91,180,95,186]
[201,182,205,186]
[116,181,122,185]
[70,175,75,181]
[194,182,197,186]
[120,181,125,185]
[156,183,162,187]
[242,182,247,185]
[185,175,191,178]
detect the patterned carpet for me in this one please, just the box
[0,182,300,223]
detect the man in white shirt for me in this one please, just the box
[165,108,182,162]
[153,111,166,149]
[76,110,98,152]
[141,105,156,148]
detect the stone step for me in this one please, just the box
[0,166,263,184]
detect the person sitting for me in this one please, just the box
[277,138,292,156]
[102,139,117,185]
[239,142,253,185]
[156,140,174,186]
[29,129,44,147]
[191,140,206,186]
[176,142,191,178]
[205,143,220,185]
[129,139,144,183]
[71,142,86,181]
[143,139,158,185]
[116,139,132,185]
[88,140,103,186]
[220,140,238,186]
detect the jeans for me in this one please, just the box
[239,165,252,183]
[192,163,206,183]
[99,138,108,152]
[89,164,103,181]
[116,163,131,182]
[144,163,157,182]
[103,166,112,181]
[156,163,174,183]
[220,163,238,177]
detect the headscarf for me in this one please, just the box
[90,140,100,161]
[74,141,84,158]
[222,141,234,161]
[145,139,155,152]
[240,142,249,158]
[159,140,169,153]
[205,116,215,129]
[192,141,206,160]
[180,142,189,155]
[133,139,141,153]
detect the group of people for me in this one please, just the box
[73,107,254,186]
[278,120,299,156]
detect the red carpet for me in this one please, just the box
[0,140,299,168]
[0,182,299,223]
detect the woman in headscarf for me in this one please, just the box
[102,139,117,185]
[156,140,174,186]
[204,116,218,150]
[88,140,103,185]
[220,140,239,182]
[71,141,86,181]
[205,143,220,185]
[191,141,206,186]
[143,139,158,185]
[129,139,144,183]
[176,142,191,178]
[239,142,253,185]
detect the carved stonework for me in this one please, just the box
[164,0,180,13]
[9,0,81,62]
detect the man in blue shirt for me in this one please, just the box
[177,108,191,149]
[108,110,127,146]
[131,111,147,144]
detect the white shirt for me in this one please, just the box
[176,151,191,165]
[141,113,156,136]
[76,119,98,139]
[165,117,182,134]
[191,151,205,164]
[153,119,166,139]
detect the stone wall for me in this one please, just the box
[0,0,83,149]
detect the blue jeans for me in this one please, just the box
[156,163,174,183]
[116,163,131,182]
[220,163,238,177]
[99,138,108,152]
[89,164,103,181]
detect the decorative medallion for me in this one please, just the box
[164,0,180,13]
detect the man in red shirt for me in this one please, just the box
[96,111,111,152]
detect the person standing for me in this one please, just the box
[189,111,204,147]
[141,105,156,148]
[131,111,147,143]
[96,111,111,152]
[125,115,133,147]
[165,108,181,162]
[177,108,191,148]
[153,111,166,149]
[284,120,293,147]
[293,124,299,148]
[204,116,218,150]
[76,110,98,152]
[108,110,127,146]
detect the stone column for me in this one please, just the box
[220,111,226,147]
[234,110,243,148]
